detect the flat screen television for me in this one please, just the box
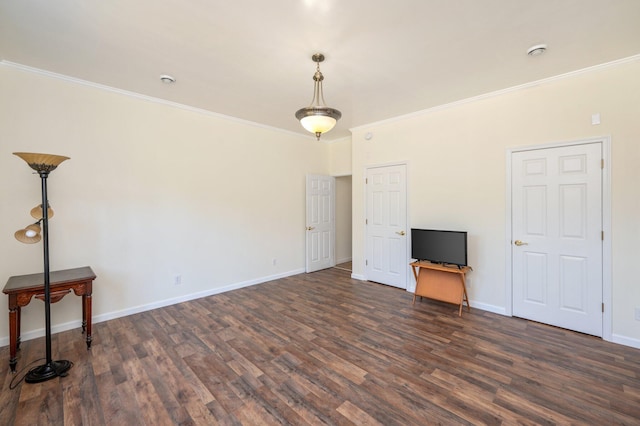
[411,228,468,267]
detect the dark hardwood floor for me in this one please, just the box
[1,267,639,425]
[334,262,352,272]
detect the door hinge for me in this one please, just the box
[602,303,604,313]
[365,218,368,225]
[602,231,604,241]
[601,159,604,169]
[365,178,368,184]
[365,259,368,266]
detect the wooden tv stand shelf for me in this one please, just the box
[410,261,471,316]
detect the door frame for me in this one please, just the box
[363,161,411,290]
[505,136,611,341]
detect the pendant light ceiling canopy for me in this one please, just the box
[295,53,342,141]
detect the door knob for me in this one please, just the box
[514,240,528,246]
[306,226,315,231]
[396,231,406,236]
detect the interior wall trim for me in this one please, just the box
[0,60,307,139]
[350,54,640,133]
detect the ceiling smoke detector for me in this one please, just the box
[527,44,547,57]
[160,74,176,84]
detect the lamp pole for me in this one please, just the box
[41,170,53,366]
[13,152,72,383]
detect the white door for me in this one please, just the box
[512,143,602,336]
[306,175,335,273]
[365,164,408,288]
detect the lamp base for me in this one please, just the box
[25,360,72,383]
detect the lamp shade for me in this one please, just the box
[15,223,42,244]
[31,204,54,220]
[13,152,70,173]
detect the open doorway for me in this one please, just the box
[334,175,352,272]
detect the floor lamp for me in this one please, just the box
[13,152,72,383]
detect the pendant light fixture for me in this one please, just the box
[295,53,342,140]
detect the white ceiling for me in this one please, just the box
[2,0,640,140]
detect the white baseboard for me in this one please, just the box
[468,300,507,316]
[336,257,352,265]
[611,333,640,349]
[469,304,640,349]
[0,268,305,348]
[0,318,85,349]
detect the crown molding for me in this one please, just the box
[0,60,306,139]
[351,54,640,132]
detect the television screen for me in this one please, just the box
[411,229,467,267]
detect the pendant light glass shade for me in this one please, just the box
[299,112,338,135]
[295,54,341,140]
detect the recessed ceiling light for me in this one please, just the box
[527,44,547,57]
[160,74,176,84]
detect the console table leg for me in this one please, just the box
[84,293,92,349]
[8,307,18,372]
[16,306,21,351]
[81,294,86,334]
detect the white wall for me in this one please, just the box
[335,176,352,264]
[329,137,353,265]
[328,136,352,177]
[351,58,640,347]
[0,64,329,345]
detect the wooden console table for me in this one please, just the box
[410,261,471,316]
[2,266,96,372]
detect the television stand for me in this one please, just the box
[410,261,471,316]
